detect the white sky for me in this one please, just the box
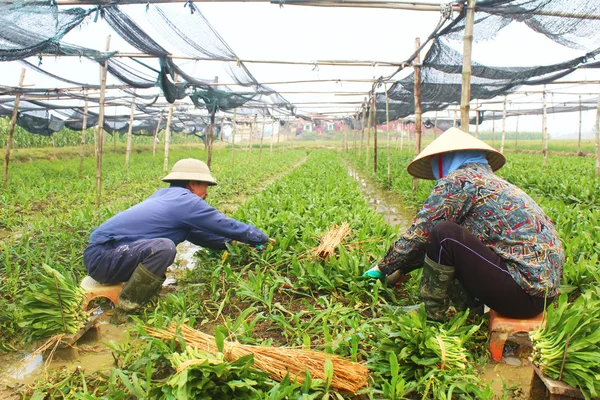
[1,1,599,137]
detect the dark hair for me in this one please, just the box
[169,180,189,188]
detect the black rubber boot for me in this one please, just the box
[110,263,164,324]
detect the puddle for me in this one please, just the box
[347,167,413,229]
[0,315,132,387]
[480,362,534,399]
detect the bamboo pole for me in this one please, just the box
[578,95,582,155]
[353,116,358,151]
[270,113,275,153]
[475,101,479,138]
[491,111,495,147]
[206,76,218,168]
[79,88,88,177]
[232,108,237,166]
[542,87,548,167]
[249,115,256,153]
[365,98,372,167]
[500,96,507,154]
[95,36,110,206]
[3,68,26,189]
[153,109,164,156]
[51,133,56,158]
[372,94,378,173]
[514,115,519,151]
[277,115,281,150]
[413,37,422,193]
[125,89,135,170]
[163,102,174,172]
[207,113,216,168]
[359,98,366,158]
[385,83,391,186]
[595,94,600,177]
[344,123,348,152]
[460,0,475,133]
[433,111,438,138]
[259,111,266,161]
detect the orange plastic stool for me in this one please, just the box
[489,309,545,362]
[81,276,125,310]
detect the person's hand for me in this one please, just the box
[268,238,276,244]
[386,270,411,287]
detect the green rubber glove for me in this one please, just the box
[362,266,384,281]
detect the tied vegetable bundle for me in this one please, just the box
[531,290,600,399]
[19,264,88,342]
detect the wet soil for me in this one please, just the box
[0,314,132,391]
[347,166,413,230]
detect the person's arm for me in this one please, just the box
[184,198,268,246]
[377,176,473,276]
[186,229,231,250]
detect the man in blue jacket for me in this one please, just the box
[84,158,270,322]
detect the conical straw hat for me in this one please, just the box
[407,127,506,180]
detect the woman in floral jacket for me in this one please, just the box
[364,127,564,321]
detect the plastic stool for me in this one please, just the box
[81,276,125,310]
[489,309,545,362]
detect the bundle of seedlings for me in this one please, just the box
[313,222,351,260]
[371,306,490,399]
[19,264,88,342]
[530,290,600,398]
[145,323,369,394]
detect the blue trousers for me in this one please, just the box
[83,239,176,284]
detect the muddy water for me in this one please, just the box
[347,167,413,230]
[0,315,132,388]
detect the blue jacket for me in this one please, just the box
[89,187,268,249]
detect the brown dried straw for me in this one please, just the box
[313,222,351,260]
[145,324,369,394]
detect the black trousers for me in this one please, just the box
[425,221,552,318]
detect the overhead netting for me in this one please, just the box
[0,1,295,137]
[367,0,600,125]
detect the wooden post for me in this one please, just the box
[206,113,215,168]
[270,113,274,154]
[413,37,422,192]
[153,109,164,156]
[578,95,582,155]
[460,0,476,133]
[359,98,366,158]
[95,35,110,206]
[514,114,519,151]
[595,94,600,177]
[453,108,457,127]
[500,96,507,154]
[385,83,391,186]
[79,88,88,177]
[249,114,256,153]
[353,115,358,151]
[259,111,265,161]
[125,89,135,170]
[3,68,26,189]
[475,101,479,138]
[434,111,439,138]
[542,87,548,166]
[372,94,378,173]
[51,132,56,158]
[219,116,225,143]
[491,111,495,146]
[232,108,237,166]
[163,102,174,172]
[344,124,348,152]
[365,97,372,166]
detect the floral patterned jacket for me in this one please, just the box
[378,163,564,297]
